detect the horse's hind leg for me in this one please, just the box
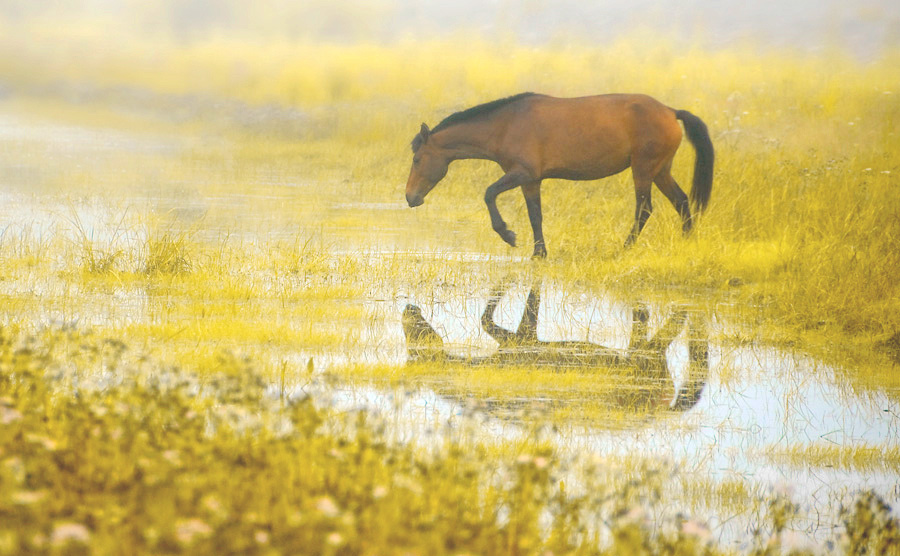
[624,165,653,248]
[654,163,692,235]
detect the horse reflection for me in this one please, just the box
[402,281,708,411]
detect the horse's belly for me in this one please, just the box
[543,158,630,181]
[536,126,633,180]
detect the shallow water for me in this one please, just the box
[301,283,900,545]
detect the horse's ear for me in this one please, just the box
[411,123,430,153]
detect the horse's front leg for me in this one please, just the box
[521,181,547,258]
[484,172,528,248]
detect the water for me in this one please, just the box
[299,280,900,544]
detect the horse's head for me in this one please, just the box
[406,123,449,207]
[401,303,446,362]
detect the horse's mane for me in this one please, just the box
[432,92,536,134]
[411,92,536,153]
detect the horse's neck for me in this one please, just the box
[434,122,498,161]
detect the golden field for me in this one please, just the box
[1,11,899,555]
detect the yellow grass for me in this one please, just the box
[1,12,900,554]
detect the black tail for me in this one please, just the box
[675,110,714,213]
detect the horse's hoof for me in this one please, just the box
[500,229,517,247]
[531,246,547,259]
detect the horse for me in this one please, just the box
[404,93,714,257]
[401,279,709,411]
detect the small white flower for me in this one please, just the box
[12,490,47,505]
[50,523,91,546]
[0,406,22,424]
[315,496,340,518]
[372,485,389,499]
[175,518,212,545]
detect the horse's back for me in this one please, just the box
[531,94,680,142]
[504,94,681,180]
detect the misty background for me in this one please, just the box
[0,0,898,58]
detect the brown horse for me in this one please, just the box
[405,93,714,257]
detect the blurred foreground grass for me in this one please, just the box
[4,326,900,555]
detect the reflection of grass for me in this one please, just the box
[764,444,900,472]
[342,362,677,425]
[681,477,757,517]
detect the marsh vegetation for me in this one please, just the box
[1,2,899,554]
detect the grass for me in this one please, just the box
[1,12,899,554]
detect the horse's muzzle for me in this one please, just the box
[406,194,424,208]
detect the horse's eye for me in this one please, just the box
[413,157,421,166]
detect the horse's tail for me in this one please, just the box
[675,110,714,213]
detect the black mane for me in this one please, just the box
[431,92,537,134]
